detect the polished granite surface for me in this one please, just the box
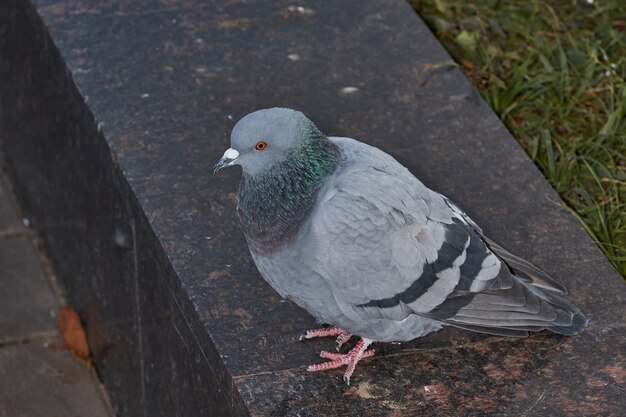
[1,0,624,415]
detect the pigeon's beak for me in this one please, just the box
[213,148,240,173]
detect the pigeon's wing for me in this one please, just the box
[439,195,568,294]
[309,137,584,336]
[427,196,585,336]
[309,138,501,323]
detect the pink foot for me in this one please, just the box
[300,326,353,351]
[306,338,374,385]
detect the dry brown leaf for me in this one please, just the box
[57,306,91,367]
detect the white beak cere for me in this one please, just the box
[213,148,240,173]
[223,148,240,160]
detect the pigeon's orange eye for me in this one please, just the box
[255,141,267,151]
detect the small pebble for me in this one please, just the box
[340,86,359,94]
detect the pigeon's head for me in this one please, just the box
[214,108,320,176]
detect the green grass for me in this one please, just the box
[410,0,626,278]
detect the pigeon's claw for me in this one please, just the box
[306,338,374,385]
[335,331,353,351]
[299,326,352,350]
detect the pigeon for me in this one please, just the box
[214,107,588,385]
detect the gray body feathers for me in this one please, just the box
[245,136,588,342]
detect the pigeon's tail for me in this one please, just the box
[549,310,589,336]
[438,267,589,338]
[529,284,589,336]
[486,237,589,336]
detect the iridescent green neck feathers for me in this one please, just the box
[237,134,340,253]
